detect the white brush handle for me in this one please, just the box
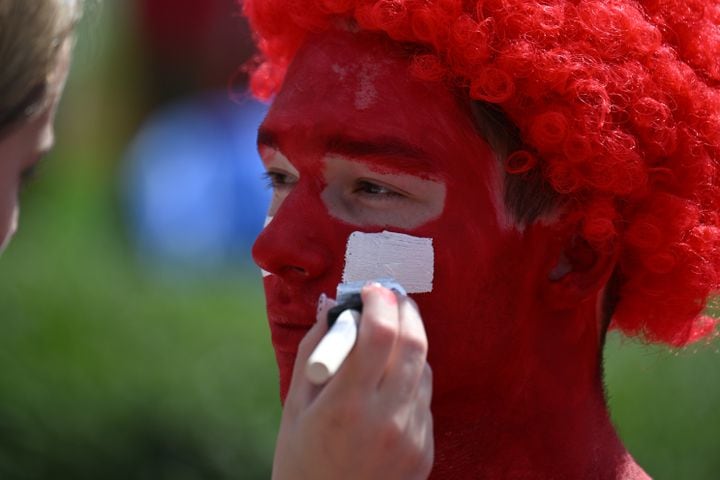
[306,309,360,385]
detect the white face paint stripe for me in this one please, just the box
[342,231,434,294]
[261,216,273,278]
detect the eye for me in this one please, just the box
[353,180,405,199]
[262,170,297,191]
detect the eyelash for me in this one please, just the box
[353,180,405,199]
[262,172,406,201]
[262,171,296,190]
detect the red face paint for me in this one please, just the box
[252,30,621,478]
[253,29,511,397]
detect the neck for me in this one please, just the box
[429,299,649,479]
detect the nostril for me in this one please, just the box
[283,265,310,278]
[251,204,332,280]
[253,237,316,279]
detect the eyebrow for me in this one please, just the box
[324,134,436,171]
[325,133,427,157]
[257,128,438,173]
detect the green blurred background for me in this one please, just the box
[0,2,718,479]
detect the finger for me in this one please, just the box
[324,283,400,395]
[285,294,336,408]
[418,363,433,409]
[413,407,434,480]
[399,381,434,480]
[405,367,434,480]
[378,295,429,401]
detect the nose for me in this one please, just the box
[252,183,333,281]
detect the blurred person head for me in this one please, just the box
[0,0,84,253]
[246,0,720,477]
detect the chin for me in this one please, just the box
[0,229,14,254]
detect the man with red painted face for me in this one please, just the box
[245,1,720,478]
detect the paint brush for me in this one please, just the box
[306,279,407,385]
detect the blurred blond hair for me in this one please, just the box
[0,0,83,132]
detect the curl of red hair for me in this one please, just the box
[242,0,720,346]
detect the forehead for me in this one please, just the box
[262,30,483,162]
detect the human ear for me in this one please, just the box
[542,235,618,309]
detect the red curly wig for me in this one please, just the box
[242,0,720,347]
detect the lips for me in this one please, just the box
[261,281,319,399]
[267,299,313,325]
[264,275,320,354]
[264,272,322,315]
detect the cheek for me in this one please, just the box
[267,190,287,218]
[401,184,520,369]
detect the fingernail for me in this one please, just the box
[316,293,327,318]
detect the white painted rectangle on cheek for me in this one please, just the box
[342,231,434,294]
[261,216,273,278]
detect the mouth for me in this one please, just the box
[267,304,315,354]
[265,277,321,324]
[263,276,332,354]
[265,287,319,354]
[267,301,314,326]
